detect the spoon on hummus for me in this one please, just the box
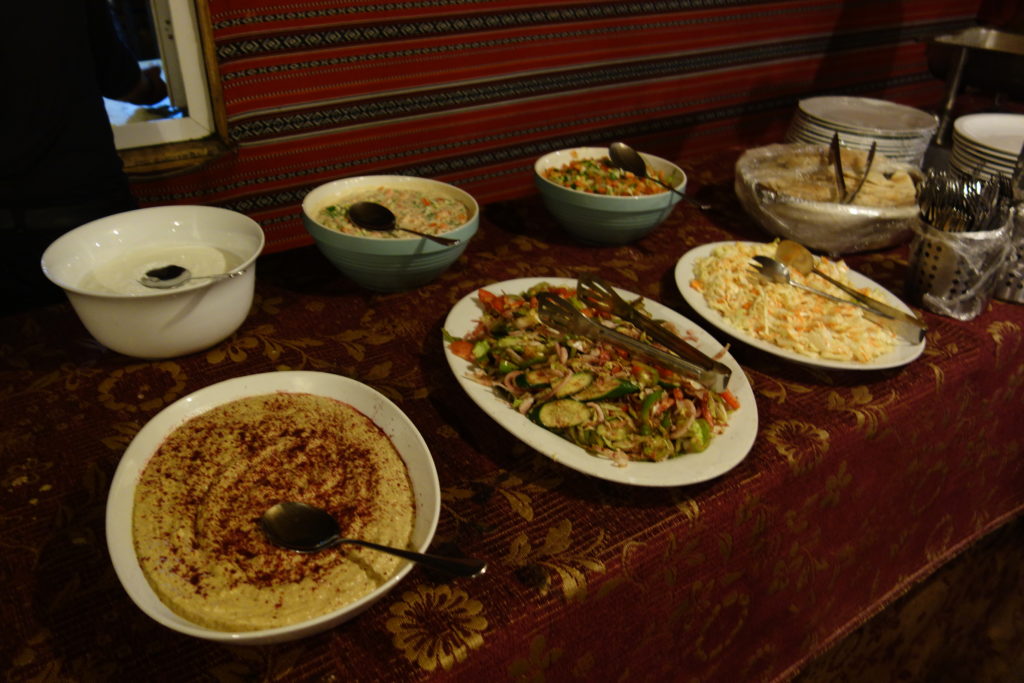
[260,501,487,577]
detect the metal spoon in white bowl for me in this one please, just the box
[139,264,246,289]
[347,201,461,246]
[260,501,487,577]
[607,142,710,210]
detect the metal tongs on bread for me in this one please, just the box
[829,132,877,205]
[538,279,730,392]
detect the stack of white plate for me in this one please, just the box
[950,113,1024,181]
[784,96,938,166]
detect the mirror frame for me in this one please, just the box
[119,0,232,178]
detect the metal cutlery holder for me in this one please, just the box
[906,216,1012,320]
[994,204,1024,303]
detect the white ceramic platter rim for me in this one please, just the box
[950,144,1015,171]
[951,134,1020,163]
[787,129,927,153]
[791,114,935,141]
[954,113,1024,156]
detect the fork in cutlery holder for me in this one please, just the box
[994,204,1024,304]
[906,214,1013,320]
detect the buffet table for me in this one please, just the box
[2,149,1022,682]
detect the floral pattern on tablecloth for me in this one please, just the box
[2,150,1023,682]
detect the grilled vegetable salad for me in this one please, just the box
[447,283,739,464]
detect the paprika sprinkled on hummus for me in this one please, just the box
[132,392,415,632]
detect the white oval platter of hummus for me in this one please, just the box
[106,371,440,645]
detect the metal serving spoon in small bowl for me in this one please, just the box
[607,141,710,210]
[260,501,487,577]
[139,264,246,289]
[346,201,461,246]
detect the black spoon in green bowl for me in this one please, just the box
[347,201,461,246]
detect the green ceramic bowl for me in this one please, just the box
[302,175,479,292]
[534,147,685,245]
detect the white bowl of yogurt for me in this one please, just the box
[41,205,264,359]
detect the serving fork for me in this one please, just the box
[535,291,730,392]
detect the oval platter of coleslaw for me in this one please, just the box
[674,241,925,370]
[442,277,758,487]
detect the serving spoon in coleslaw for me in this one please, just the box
[775,241,927,342]
[751,255,925,344]
[752,256,886,314]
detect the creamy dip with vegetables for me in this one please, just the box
[690,241,896,362]
[132,392,415,632]
[317,187,469,237]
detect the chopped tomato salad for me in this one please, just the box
[544,157,671,196]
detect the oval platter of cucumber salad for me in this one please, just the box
[443,277,758,487]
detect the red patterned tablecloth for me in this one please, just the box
[2,150,1022,681]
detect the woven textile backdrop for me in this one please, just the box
[132,0,981,252]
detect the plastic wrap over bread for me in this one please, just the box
[735,143,922,255]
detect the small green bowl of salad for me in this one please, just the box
[534,147,686,245]
[302,175,479,292]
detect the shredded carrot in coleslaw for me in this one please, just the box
[691,242,896,362]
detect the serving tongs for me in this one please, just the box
[828,133,876,205]
[828,132,848,202]
[577,276,734,388]
[536,290,731,393]
[843,141,876,205]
